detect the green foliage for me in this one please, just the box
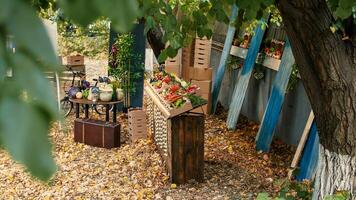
[325,191,351,200]
[257,179,313,200]
[257,179,350,200]
[0,0,58,181]
[287,64,299,92]
[0,0,141,181]
[57,18,110,59]
[108,33,144,94]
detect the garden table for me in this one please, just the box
[70,98,122,122]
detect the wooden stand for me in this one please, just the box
[146,95,205,184]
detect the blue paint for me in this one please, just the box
[296,121,319,180]
[255,40,295,152]
[211,5,239,114]
[226,18,268,130]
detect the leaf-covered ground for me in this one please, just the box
[0,109,294,199]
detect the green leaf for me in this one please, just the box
[58,0,100,27]
[0,0,11,23]
[0,98,57,181]
[158,49,168,63]
[11,52,58,116]
[93,0,139,32]
[144,16,156,34]
[256,192,272,200]
[5,0,58,68]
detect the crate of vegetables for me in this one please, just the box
[145,71,207,119]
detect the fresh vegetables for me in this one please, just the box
[150,71,203,108]
[69,87,80,98]
[76,92,83,99]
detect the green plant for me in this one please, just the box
[257,179,313,200]
[257,179,350,200]
[286,64,299,92]
[108,33,144,94]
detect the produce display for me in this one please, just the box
[263,39,285,60]
[149,71,207,109]
[70,77,124,102]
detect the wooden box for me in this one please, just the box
[165,50,181,67]
[165,65,181,77]
[66,55,84,66]
[182,41,195,80]
[194,38,212,68]
[144,81,193,119]
[191,68,212,81]
[74,119,120,148]
[146,98,205,184]
[191,80,212,94]
[128,108,147,142]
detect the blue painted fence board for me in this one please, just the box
[255,40,295,152]
[296,121,319,180]
[226,18,267,130]
[211,4,239,114]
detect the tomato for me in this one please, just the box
[162,75,171,83]
[170,84,180,93]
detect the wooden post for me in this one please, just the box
[211,4,239,114]
[226,17,268,130]
[296,121,319,181]
[255,40,295,152]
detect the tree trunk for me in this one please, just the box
[146,28,165,59]
[277,0,356,199]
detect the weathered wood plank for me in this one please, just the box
[226,18,268,130]
[296,121,319,180]
[211,4,239,114]
[255,40,295,152]
[290,111,315,169]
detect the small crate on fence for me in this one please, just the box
[194,37,212,68]
[128,108,147,142]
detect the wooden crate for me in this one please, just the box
[165,50,181,66]
[144,81,193,119]
[65,55,84,66]
[146,96,204,184]
[128,108,147,142]
[194,38,212,68]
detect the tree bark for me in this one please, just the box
[277,0,356,199]
[146,28,165,59]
